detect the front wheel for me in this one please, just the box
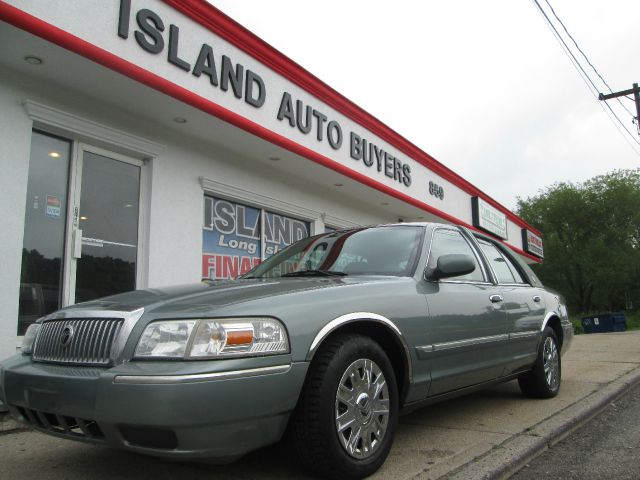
[290,334,398,479]
[518,326,561,398]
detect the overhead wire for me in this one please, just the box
[542,0,637,120]
[531,0,640,156]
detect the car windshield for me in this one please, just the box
[243,225,424,279]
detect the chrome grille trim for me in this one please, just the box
[33,318,124,366]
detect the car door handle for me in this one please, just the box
[533,295,541,303]
[489,294,503,303]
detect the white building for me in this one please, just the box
[0,0,543,361]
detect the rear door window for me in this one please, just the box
[477,238,527,284]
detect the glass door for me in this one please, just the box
[18,131,72,334]
[70,146,143,304]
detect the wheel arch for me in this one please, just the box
[306,312,412,403]
[542,312,564,348]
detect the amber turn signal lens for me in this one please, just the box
[226,328,254,345]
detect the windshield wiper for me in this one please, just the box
[281,269,347,277]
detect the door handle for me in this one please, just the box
[73,229,83,259]
[489,294,503,303]
[533,295,541,303]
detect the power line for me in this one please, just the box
[532,0,639,144]
[532,0,600,95]
[602,100,640,155]
[531,0,640,155]
[542,0,637,120]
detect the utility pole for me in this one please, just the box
[599,83,640,135]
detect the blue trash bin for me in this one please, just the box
[581,312,627,333]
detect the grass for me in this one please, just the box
[569,311,640,334]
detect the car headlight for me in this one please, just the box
[21,323,41,355]
[135,318,289,359]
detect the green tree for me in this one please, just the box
[517,169,640,314]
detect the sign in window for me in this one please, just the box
[202,196,310,280]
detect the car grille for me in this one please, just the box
[14,406,105,441]
[32,318,124,366]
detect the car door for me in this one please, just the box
[475,237,546,375]
[421,227,510,396]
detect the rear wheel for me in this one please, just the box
[518,327,561,398]
[290,334,398,479]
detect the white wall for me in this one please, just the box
[0,72,34,358]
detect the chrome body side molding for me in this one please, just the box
[415,333,509,356]
[508,331,539,340]
[415,331,539,357]
[113,364,291,385]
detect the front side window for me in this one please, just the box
[427,229,485,282]
[245,226,424,279]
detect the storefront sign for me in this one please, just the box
[471,197,508,239]
[521,229,544,258]
[116,0,412,189]
[349,132,411,187]
[428,181,444,200]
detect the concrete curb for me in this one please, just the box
[443,365,640,480]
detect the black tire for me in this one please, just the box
[290,334,399,479]
[518,326,561,398]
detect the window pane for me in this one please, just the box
[202,196,261,279]
[75,151,140,302]
[19,131,71,334]
[477,239,516,284]
[502,251,526,283]
[428,229,485,282]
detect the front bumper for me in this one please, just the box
[0,354,308,460]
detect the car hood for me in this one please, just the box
[58,276,408,317]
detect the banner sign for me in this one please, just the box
[202,196,261,279]
[521,229,544,258]
[263,211,309,259]
[472,197,508,239]
[202,196,311,279]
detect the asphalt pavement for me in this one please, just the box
[0,331,639,479]
[509,381,640,480]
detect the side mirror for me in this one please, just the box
[425,254,476,281]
